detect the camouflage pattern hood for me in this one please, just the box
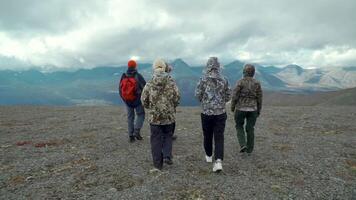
[141,71,180,125]
[231,64,263,113]
[195,57,232,115]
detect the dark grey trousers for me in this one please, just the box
[150,123,174,169]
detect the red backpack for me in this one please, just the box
[120,74,138,102]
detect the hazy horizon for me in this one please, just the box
[1,58,354,73]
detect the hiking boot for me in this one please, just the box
[135,134,143,140]
[213,159,223,172]
[205,155,213,163]
[172,135,177,141]
[134,129,143,140]
[129,136,135,143]
[163,157,173,165]
[240,146,247,153]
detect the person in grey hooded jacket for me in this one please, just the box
[195,57,231,172]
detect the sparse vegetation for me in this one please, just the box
[0,106,355,199]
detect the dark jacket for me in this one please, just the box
[119,68,146,107]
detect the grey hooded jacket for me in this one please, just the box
[195,57,232,115]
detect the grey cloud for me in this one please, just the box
[0,0,104,35]
[80,28,187,65]
[0,0,355,69]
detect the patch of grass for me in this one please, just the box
[87,144,97,149]
[272,143,293,152]
[345,159,356,167]
[321,130,341,135]
[0,121,17,126]
[31,138,70,148]
[197,168,210,176]
[260,168,284,178]
[345,159,356,175]
[270,184,289,197]
[291,178,305,187]
[271,185,282,193]
[168,187,205,200]
[273,131,286,136]
[351,167,356,174]
[80,133,96,139]
[0,165,14,172]
[51,157,93,173]
[256,136,267,142]
[260,165,303,179]
[111,174,143,191]
[8,175,25,187]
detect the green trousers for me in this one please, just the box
[234,110,258,153]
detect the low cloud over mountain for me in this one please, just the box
[1,59,356,106]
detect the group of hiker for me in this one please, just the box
[119,57,263,172]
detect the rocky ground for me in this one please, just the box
[0,106,355,199]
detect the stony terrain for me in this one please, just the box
[0,106,355,199]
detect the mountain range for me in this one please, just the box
[1,59,356,106]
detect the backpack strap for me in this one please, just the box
[120,73,127,83]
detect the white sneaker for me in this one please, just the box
[213,159,223,172]
[205,155,212,163]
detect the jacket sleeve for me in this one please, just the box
[231,81,242,112]
[173,82,180,108]
[119,73,125,98]
[256,82,263,114]
[224,79,232,103]
[136,73,146,91]
[140,84,150,109]
[195,78,204,102]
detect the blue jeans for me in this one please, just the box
[126,104,145,136]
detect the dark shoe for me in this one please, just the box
[134,129,143,140]
[129,136,135,143]
[163,158,173,165]
[135,134,143,140]
[172,135,177,141]
[240,146,247,153]
[152,163,163,170]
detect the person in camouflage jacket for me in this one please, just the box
[141,58,180,170]
[195,57,231,172]
[231,64,263,154]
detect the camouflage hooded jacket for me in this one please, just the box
[141,71,180,125]
[231,76,263,113]
[195,57,232,115]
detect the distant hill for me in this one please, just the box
[1,59,356,106]
[264,87,356,106]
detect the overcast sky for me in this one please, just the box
[0,0,355,70]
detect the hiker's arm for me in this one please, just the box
[139,74,146,87]
[173,82,180,108]
[256,82,263,116]
[231,81,241,112]
[141,85,150,109]
[136,73,146,90]
[195,78,204,102]
[225,79,232,103]
[119,74,124,98]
